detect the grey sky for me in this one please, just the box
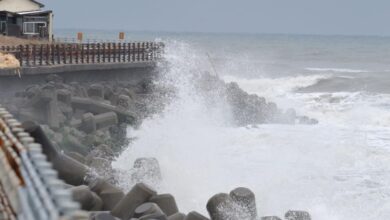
[40,0,389,36]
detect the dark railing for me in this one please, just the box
[0,42,164,67]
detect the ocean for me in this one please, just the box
[59,30,390,219]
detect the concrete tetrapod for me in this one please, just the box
[71,185,103,211]
[134,202,165,218]
[23,121,90,186]
[167,212,186,220]
[285,210,311,220]
[89,179,125,211]
[184,211,209,220]
[261,217,282,220]
[229,187,257,219]
[111,183,157,220]
[149,194,179,216]
[138,214,168,220]
[206,193,233,220]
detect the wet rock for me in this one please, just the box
[111,183,157,220]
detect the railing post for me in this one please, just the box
[92,43,96,63]
[75,44,80,64]
[18,45,24,67]
[142,42,146,61]
[46,44,50,65]
[137,42,141,62]
[127,43,131,62]
[62,44,67,64]
[39,44,43,65]
[122,43,126,62]
[86,44,90,64]
[32,45,36,66]
[102,43,106,63]
[108,43,111,62]
[81,44,85,64]
[97,43,101,63]
[56,44,61,64]
[51,44,55,65]
[118,43,121,62]
[26,45,30,66]
[132,43,136,62]
[69,44,73,64]
[113,43,117,62]
[147,42,151,61]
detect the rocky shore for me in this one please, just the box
[0,73,315,220]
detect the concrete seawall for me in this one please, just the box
[0,62,158,97]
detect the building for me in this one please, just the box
[0,0,53,40]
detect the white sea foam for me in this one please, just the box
[114,41,390,220]
[305,67,368,73]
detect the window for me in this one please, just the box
[23,22,46,35]
[0,21,6,34]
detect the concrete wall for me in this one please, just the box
[0,66,157,97]
[0,0,41,13]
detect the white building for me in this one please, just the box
[0,0,53,40]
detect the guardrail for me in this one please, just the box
[0,42,164,67]
[0,105,86,220]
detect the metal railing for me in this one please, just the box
[0,41,164,67]
[0,105,86,220]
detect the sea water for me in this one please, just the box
[62,31,390,219]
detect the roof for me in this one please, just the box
[17,10,52,15]
[31,0,45,8]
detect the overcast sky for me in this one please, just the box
[40,0,389,36]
